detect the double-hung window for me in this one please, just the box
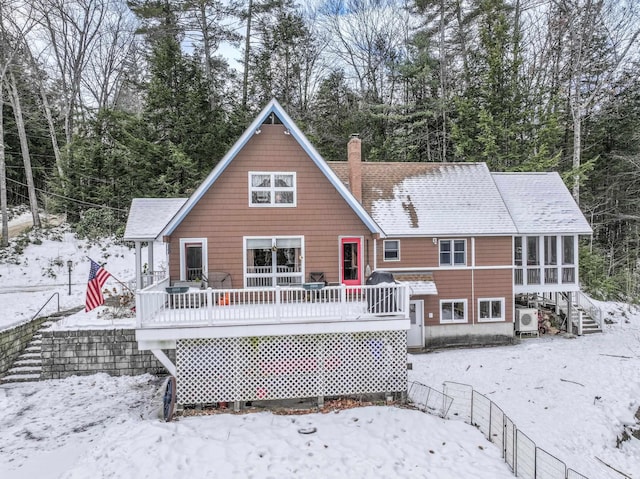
[249,172,296,207]
[383,240,400,261]
[439,239,466,266]
[440,299,467,323]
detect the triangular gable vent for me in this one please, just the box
[262,112,283,125]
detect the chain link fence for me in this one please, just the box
[407,381,590,479]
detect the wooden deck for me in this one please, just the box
[136,279,410,329]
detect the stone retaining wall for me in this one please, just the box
[41,328,173,380]
[0,317,52,376]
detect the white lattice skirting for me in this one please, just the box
[175,330,407,405]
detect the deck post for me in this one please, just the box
[275,286,281,321]
[207,288,213,324]
[340,285,347,320]
[135,291,142,328]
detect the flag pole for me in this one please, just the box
[87,257,136,295]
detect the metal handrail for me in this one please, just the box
[30,292,60,322]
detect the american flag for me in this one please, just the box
[85,259,111,312]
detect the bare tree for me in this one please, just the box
[82,0,138,111]
[5,70,42,228]
[549,0,639,203]
[0,0,37,246]
[31,0,109,145]
[320,0,411,104]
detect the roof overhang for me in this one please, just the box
[391,272,438,296]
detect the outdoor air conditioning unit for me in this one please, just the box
[515,308,538,333]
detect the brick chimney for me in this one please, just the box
[348,134,362,203]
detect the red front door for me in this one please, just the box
[341,237,362,286]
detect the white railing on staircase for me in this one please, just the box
[575,291,603,330]
[558,292,603,334]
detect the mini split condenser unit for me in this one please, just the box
[515,308,538,333]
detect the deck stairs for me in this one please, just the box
[559,292,603,335]
[0,306,83,385]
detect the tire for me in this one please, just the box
[163,376,177,422]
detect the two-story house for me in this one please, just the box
[124,99,591,408]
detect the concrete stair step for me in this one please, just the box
[8,365,42,374]
[0,373,41,384]
[24,345,42,353]
[14,359,42,367]
[20,352,41,360]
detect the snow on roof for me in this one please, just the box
[124,198,187,241]
[492,173,592,234]
[331,162,518,236]
[392,272,438,295]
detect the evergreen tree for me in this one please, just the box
[307,70,361,160]
[451,0,523,169]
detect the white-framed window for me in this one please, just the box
[478,298,505,322]
[383,240,400,261]
[244,236,304,287]
[440,299,467,323]
[179,238,208,281]
[439,239,466,266]
[249,172,296,207]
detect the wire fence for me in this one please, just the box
[407,381,590,479]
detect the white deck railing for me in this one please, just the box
[136,283,409,328]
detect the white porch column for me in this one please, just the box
[135,241,142,290]
[147,241,154,281]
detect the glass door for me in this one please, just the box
[340,237,362,286]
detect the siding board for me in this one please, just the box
[169,125,373,286]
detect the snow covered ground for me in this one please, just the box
[1,218,639,478]
[0,214,163,330]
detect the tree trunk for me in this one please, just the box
[199,1,216,111]
[439,0,447,162]
[242,0,253,110]
[7,72,41,228]
[38,80,64,178]
[0,83,8,247]
[571,101,581,204]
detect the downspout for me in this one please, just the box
[373,238,378,272]
[471,237,475,324]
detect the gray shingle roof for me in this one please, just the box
[330,162,518,236]
[124,198,187,241]
[492,173,592,234]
